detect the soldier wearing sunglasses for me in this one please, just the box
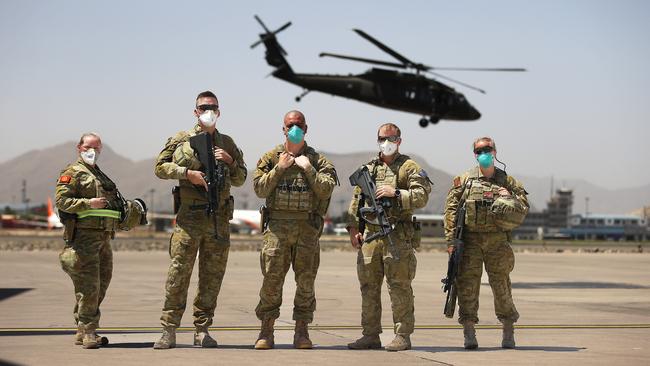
[346,123,432,351]
[152,91,247,349]
[443,136,529,350]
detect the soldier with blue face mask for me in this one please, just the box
[252,110,337,350]
[444,136,529,350]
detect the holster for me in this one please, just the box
[172,186,181,214]
[411,216,422,249]
[259,205,269,232]
[59,210,77,243]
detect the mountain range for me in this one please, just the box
[1,142,648,216]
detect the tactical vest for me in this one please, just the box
[368,155,411,220]
[75,163,121,231]
[266,148,331,217]
[463,171,508,233]
[173,130,233,207]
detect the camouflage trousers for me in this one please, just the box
[457,231,519,324]
[59,229,113,329]
[357,236,417,336]
[255,217,322,322]
[160,205,230,328]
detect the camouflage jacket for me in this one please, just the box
[253,143,337,217]
[444,166,529,241]
[347,153,432,230]
[154,124,247,204]
[55,158,121,230]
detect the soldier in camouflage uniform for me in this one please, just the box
[56,132,119,349]
[347,123,432,352]
[153,91,247,349]
[253,110,337,350]
[444,136,529,349]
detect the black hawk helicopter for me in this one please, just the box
[251,15,525,127]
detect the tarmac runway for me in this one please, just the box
[0,250,649,365]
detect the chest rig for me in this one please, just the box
[268,150,318,213]
[368,155,409,219]
[464,170,508,233]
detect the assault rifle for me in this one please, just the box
[349,166,399,260]
[189,132,226,239]
[441,194,467,318]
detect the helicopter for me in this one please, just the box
[251,15,525,127]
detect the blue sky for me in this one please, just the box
[1,0,649,188]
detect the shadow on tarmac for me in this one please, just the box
[0,288,32,302]
[414,346,586,352]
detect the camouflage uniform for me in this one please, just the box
[56,159,121,331]
[347,154,431,337]
[253,144,336,323]
[444,166,529,325]
[154,124,246,328]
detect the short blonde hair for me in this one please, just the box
[78,132,102,146]
[472,136,496,151]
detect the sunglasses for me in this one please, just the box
[286,123,305,130]
[377,135,399,143]
[197,104,219,111]
[474,146,494,155]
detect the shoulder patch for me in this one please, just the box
[419,169,434,185]
[58,175,72,184]
[453,177,461,188]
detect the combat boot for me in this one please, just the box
[74,325,109,346]
[385,334,411,352]
[463,321,478,350]
[347,335,382,350]
[502,321,516,349]
[254,318,275,350]
[81,324,99,349]
[194,326,218,348]
[153,326,176,349]
[293,320,313,349]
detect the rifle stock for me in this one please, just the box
[189,132,226,240]
[349,166,399,260]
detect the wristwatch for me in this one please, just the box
[394,189,401,199]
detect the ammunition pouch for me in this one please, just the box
[172,186,181,215]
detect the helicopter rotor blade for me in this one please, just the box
[254,15,271,33]
[352,29,418,69]
[428,67,527,72]
[426,71,486,94]
[319,52,406,69]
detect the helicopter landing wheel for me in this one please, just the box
[418,118,429,128]
[429,116,440,125]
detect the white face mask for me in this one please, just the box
[378,140,398,156]
[199,110,217,127]
[80,148,97,166]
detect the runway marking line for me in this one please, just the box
[1,324,649,334]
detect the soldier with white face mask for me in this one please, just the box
[347,123,432,351]
[153,90,247,349]
[56,132,119,349]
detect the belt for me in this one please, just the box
[268,211,313,220]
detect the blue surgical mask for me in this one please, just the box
[287,125,304,144]
[477,153,493,168]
